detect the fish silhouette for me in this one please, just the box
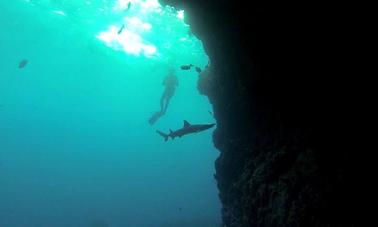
[19,59,28,68]
[180,64,193,70]
[118,24,125,34]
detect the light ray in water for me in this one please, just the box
[96,0,178,57]
[52,10,66,16]
[96,25,156,57]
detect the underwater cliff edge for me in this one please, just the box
[161,0,365,226]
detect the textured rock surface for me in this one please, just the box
[161,1,361,226]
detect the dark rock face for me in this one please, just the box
[161,1,361,226]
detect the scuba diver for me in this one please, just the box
[148,68,179,125]
[160,69,178,114]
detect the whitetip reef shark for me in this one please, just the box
[157,120,215,141]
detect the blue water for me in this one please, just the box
[0,1,220,226]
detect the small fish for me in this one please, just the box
[127,2,131,11]
[118,24,125,34]
[19,59,28,68]
[180,64,193,70]
[195,66,202,73]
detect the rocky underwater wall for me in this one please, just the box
[161,1,363,226]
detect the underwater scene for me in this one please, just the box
[0,0,221,226]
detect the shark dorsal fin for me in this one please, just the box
[183,120,191,128]
[169,129,173,133]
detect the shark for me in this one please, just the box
[156,120,215,141]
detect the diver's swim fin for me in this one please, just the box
[148,111,163,125]
[156,130,169,142]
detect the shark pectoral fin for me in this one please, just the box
[183,120,191,128]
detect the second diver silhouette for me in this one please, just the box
[148,68,179,125]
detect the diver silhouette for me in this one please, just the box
[148,68,178,125]
[160,70,178,114]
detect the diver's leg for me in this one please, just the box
[160,92,165,113]
[163,96,171,114]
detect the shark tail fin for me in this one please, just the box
[156,130,169,142]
